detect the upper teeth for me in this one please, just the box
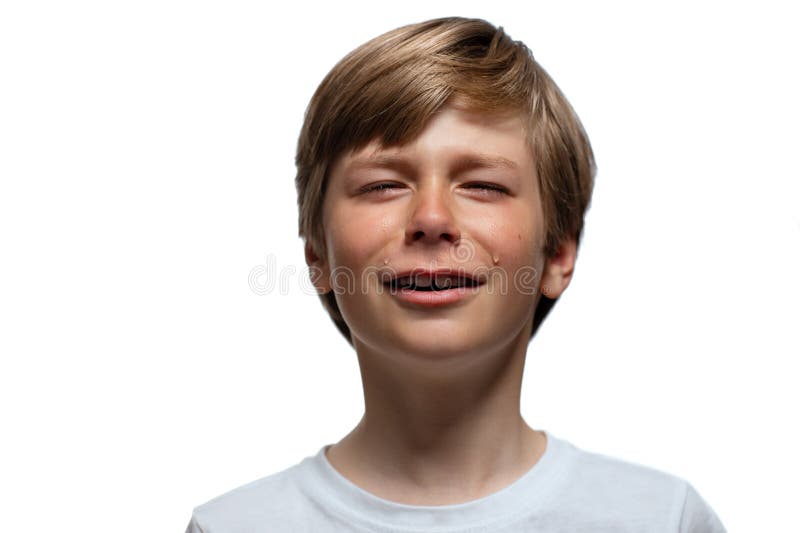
[396,274,468,288]
[414,274,435,287]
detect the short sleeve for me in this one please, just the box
[184,515,204,533]
[678,482,727,533]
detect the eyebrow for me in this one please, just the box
[346,153,520,174]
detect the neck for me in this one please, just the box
[325,315,546,505]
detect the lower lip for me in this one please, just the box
[385,284,482,307]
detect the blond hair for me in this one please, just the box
[295,16,596,345]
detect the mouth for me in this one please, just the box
[383,273,484,292]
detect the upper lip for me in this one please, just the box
[382,268,487,286]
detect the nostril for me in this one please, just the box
[410,230,457,242]
[440,232,459,243]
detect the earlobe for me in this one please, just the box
[305,242,332,294]
[540,237,577,299]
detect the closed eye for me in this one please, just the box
[360,182,405,194]
[462,182,509,194]
[359,182,509,196]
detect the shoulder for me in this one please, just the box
[563,440,686,508]
[187,459,311,533]
[565,439,686,495]
[547,437,726,532]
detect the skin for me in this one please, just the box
[305,100,577,505]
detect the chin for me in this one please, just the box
[387,326,489,360]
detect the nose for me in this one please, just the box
[405,182,461,245]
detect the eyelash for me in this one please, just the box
[362,182,403,193]
[463,182,508,194]
[361,182,508,195]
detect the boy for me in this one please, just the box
[186,16,726,532]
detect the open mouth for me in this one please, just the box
[384,274,482,292]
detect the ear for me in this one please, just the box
[305,241,332,294]
[540,237,577,299]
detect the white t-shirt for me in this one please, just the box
[185,431,726,532]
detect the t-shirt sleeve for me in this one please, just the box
[184,515,204,533]
[678,482,727,533]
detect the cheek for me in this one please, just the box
[325,205,397,270]
[479,208,542,266]
[490,214,547,296]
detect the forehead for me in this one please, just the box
[331,103,532,176]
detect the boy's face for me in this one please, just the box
[308,101,575,360]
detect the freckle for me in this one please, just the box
[517,234,521,240]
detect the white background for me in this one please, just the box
[1,1,798,531]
